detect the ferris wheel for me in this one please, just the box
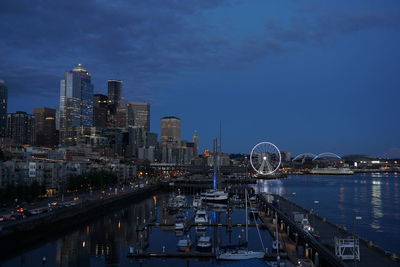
[250,142,281,175]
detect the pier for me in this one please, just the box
[127,251,284,260]
[258,194,400,267]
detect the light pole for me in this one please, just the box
[353,216,362,266]
[313,200,319,232]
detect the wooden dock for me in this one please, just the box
[127,251,285,260]
[127,251,215,258]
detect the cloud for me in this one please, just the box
[0,0,234,100]
[1,0,399,105]
[265,9,400,45]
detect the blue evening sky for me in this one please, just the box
[1,0,399,157]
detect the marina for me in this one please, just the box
[1,174,399,266]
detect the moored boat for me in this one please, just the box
[201,189,228,203]
[216,248,265,260]
[177,235,192,251]
[194,209,208,231]
[197,235,212,251]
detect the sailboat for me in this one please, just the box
[216,189,266,260]
[201,189,228,202]
[201,138,228,203]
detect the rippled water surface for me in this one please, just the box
[4,173,399,266]
[253,173,400,255]
[3,193,273,267]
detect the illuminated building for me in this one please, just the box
[114,99,134,127]
[93,94,108,128]
[160,116,181,143]
[33,107,58,147]
[6,111,34,145]
[107,80,122,115]
[0,80,7,137]
[129,102,150,131]
[59,64,94,146]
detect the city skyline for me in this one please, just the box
[1,0,400,157]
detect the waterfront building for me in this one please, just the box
[6,111,35,145]
[107,80,122,115]
[129,102,150,131]
[59,64,94,146]
[160,116,181,144]
[93,94,108,128]
[0,80,7,137]
[280,151,292,163]
[33,107,58,147]
[181,141,195,164]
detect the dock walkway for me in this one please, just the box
[259,194,400,267]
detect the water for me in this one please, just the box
[3,193,273,267]
[253,173,400,255]
[4,173,399,266]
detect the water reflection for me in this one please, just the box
[337,184,345,211]
[253,179,284,195]
[4,174,400,265]
[54,196,157,266]
[370,180,383,230]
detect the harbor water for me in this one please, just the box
[3,173,399,266]
[2,193,273,267]
[253,173,400,255]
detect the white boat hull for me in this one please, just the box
[217,250,265,260]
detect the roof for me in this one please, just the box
[161,116,181,120]
[73,63,87,72]
[211,259,268,267]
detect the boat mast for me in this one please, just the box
[245,189,248,242]
[219,121,222,182]
[213,138,217,190]
[275,213,280,260]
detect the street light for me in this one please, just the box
[313,200,319,232]
[353,216,362,266]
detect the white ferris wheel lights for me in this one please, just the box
[250,142,282,176]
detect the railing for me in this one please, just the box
[259,194,346,267]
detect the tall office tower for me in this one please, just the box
[0,80,7,137]
[129,102,150,131]
[6,111,35,145]
[160,116,181,143]
[114,99,134,127]
[107,80,122,114]
[193,132,199,158]
[59,64,94,146]
[93,94,108,128]
[33,107,57,147]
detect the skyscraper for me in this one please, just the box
[129,102,150,131]
[160,116,181,143]
[0,80,7,137]
[6,111,34,145]
[59,64,94,146]
[33,107,57,147]
[107,80,122,114]
[93,94,108,128]
[193,132,199,158]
